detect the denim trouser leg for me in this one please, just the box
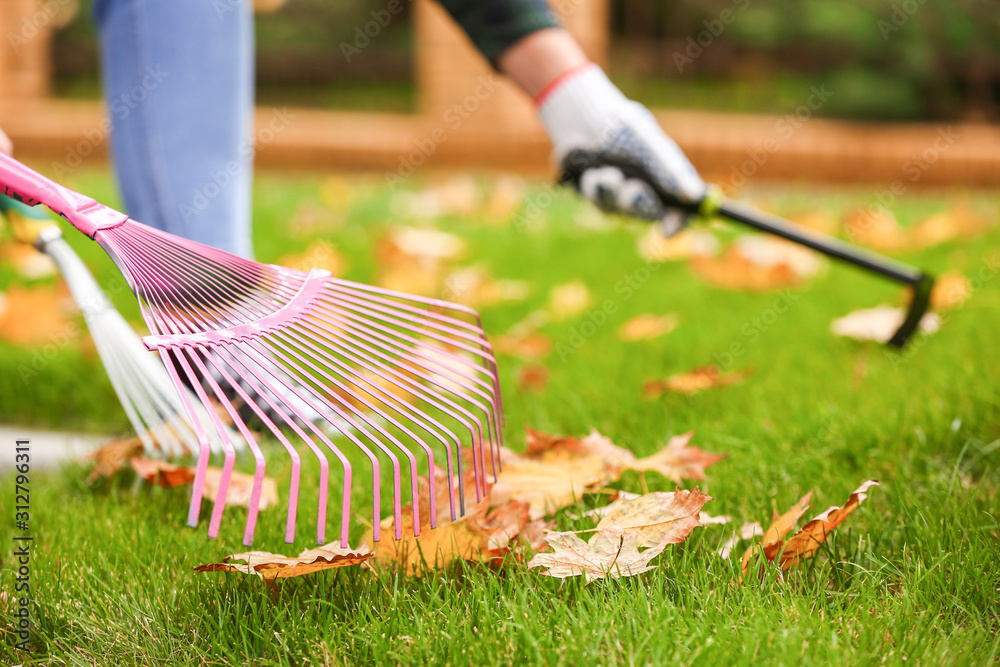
[93,0,255,258]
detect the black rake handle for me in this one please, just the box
[559,149,936,348]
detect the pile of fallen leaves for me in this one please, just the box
[160,425,876,588]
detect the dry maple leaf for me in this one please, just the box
[195,543,372,581]
[643,366,753,397]
[690,235,822,292]
[201,468,278,511]
[830,305,940,343]
[129,456,196,488]
[629,431,728,483]
[84,436,144,484]
[527,526,668,584]
[594,489,711,548]
[366,461,547,574]
[617,314,678,342]
[740,491,813,575]
[765,480,879,570]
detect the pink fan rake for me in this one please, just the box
[0,153,504,547]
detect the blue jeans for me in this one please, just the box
[93,0,255,258]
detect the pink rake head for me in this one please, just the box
[0,153,504,547]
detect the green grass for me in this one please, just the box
[1,171,999,665]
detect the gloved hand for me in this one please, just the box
[538,63,705,236]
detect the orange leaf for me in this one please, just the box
[629,431,727,483]
[765,480,879,570]
[617,314,678,342]
[0,283,78,347]
[129,456,196,488]
[644,366,753,397]
[690,236,822,292]
[740,491,813,575]
[844,209,909,251]
[195,543,372,581]
[84,436,144,484]
[516,364,549,392]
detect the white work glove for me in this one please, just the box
[538,63,705,236]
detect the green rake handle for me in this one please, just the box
[559,150,935,348]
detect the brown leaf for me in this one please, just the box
[629,431,728,482]
[516,364,549,392]
[84,436,144,484]
[644,366,753,397]
[691,236,822,292]
[527,527,667,584]
[740,491,813,575]
[195,543,372,581]
[617,314,678,342]
[129,456,196,488]
[201,468,278,511]
[496,428,725,519]
[0,283,78,347]
[765,480,879,570]
[830,305,940,343]
[594,489,712,548]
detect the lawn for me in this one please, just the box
[1,169,998,665]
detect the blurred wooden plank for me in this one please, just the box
[2,99,999,186]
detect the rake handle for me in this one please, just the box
[710,197,935,348]
[0,152,127,238]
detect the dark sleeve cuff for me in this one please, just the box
[437,0,560,64]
